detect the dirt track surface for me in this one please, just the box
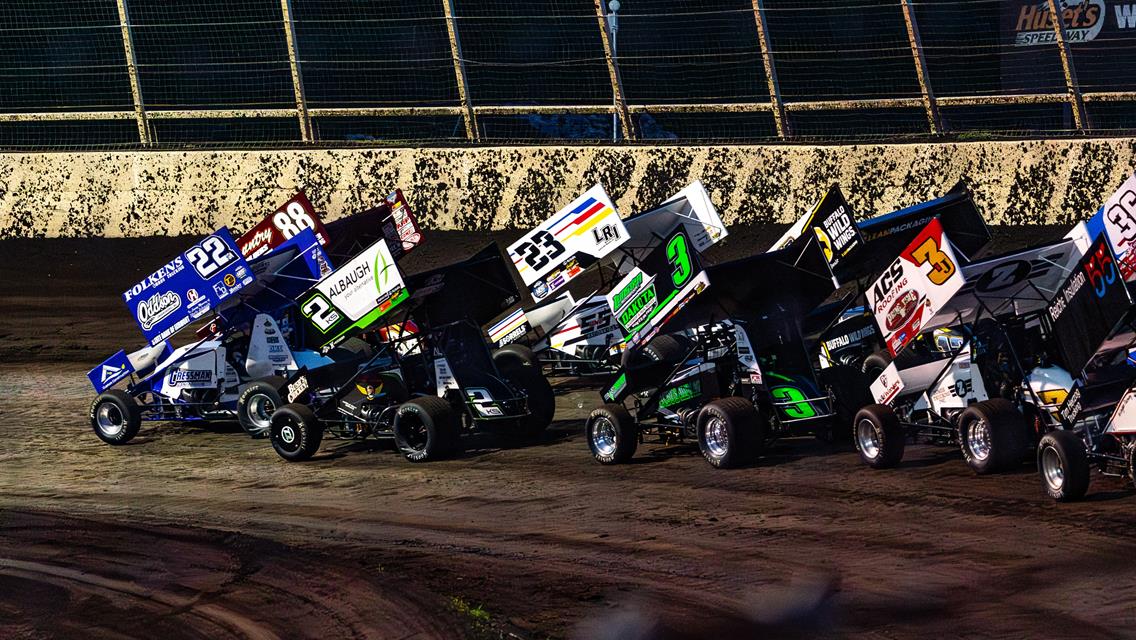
[4,228,1136,639]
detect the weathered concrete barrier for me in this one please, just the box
[1,138,1133,238]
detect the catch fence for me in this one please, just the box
[2,0,1135,148]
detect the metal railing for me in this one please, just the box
[1,0,1130,146]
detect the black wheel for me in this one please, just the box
[236,376,284,439]
[817,365,872,444]
[507,367,556,436]
[697,397,763,469]
[854,404,905,469]
[270,403,323,462]
[586,403,637,464]
[89,389,141,445]
[394,396,461,462]
[1037,430,1090,502]
[861,351,892,381]
[958,399,1029,474]
[492,343,537,375]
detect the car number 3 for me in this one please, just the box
[186,235,237,279]
[912,236,955,285]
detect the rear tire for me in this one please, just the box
[586,404,637,464]
[492,343,537,375]
[394,397,461,462]
[270,403,323,462]
[236,376,284,439]
[861,351,892,381]
[90,389,141,445]
[697,397,762,469]
[818,365,872,443]
[958,399,1029,474]
[854,404,905,469]
[507,367,556,436]
[1037,430,1090,502]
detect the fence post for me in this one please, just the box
[899,0,942,134]
[442,0,479,141]
[750,0,790,139]
[114,0,150,145]
[279,0,313,142]
[1045,0,1088,130]
[593,0,635,141]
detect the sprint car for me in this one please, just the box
[267,243,555,462]
[847,216,1136,497]
[583,223,865,468]
[87,190,423,445]
[492,181,729,377]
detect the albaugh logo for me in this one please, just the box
[137,290,181,330]
[1013,0,1105,46]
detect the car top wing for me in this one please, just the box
[218,228,332,327]
[606,225,710,352]
[849,181,991,281]
[323,188,424,264]
[123,227,255,346]
[297,237,409,354]
[405,244,522,328]
[769,184,863,273]
[608,180,728,275]
[237,191,330,259]
[667,232,836,335]
[507,183,628,301]
[1044,234,1135,375]
[865,218,966,357]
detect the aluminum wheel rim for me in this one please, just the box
[857,418,880,460]
[1041,445,1065,492]
[246,393,275,431]
[591,416,618,457]
[96,403,125,437]
[277,419,299,451]
[967,418,992,462]
[704,416,729,458]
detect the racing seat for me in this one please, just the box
[127,343,169,379]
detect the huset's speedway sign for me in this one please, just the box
[1008,0,1106,46]
[866,219,965,356]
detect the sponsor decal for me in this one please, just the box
[186,288,199,303]
[238,191,329,259]
[591,223,622,250]
[885,290,919,332]
[169,369,212,384]
[603,373,628,403]
[1058,382,1083,425]
[659,380,701,409]
[871,362,904,405]
[137,291,182,331]
[1009,0,1105,46]
[286,375,309,403]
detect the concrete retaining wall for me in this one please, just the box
[2,138,1134,238]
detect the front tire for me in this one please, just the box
[854,404,905,469]
[236,376,284,439]
[90,389,141,445]
[393,397,461,462]
[586,404,637,464]
[1037,430,1090,502]
[270,403,323,462]
[958,399,1029,474]
[697,397,762,469]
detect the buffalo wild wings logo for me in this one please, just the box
[1011,0,1104,46]
[137,291,181,330]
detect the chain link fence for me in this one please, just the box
[1,0,1133,148]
